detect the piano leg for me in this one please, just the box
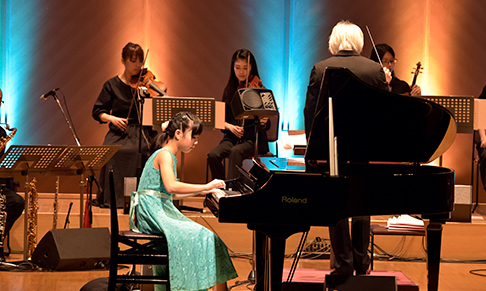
[426,220,444,291]
[248,224,310,291]
[255,231,268,290]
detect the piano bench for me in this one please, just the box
[369,224,425,270]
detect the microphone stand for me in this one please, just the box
[64,202,73,229]
[51,92,81,146]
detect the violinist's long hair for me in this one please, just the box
[151,111,203,153]
[222,49,260,102]
[369,43,395,63]
[370,43,396,77]
[122,42,144,62]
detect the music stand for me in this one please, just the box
[0,145,120,260]
[151,96,220,132]
[231,88,279,158]
[52,145,120,225]
[419,96,474,134]
[419,96,478,212]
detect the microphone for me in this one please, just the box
[40,88,60,101]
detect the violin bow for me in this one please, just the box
[245,53,250,88]
[366,25,384,68]
[126,48,150,120]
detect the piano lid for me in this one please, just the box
[305,67,456,164]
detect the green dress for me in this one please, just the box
[129,148,237,291]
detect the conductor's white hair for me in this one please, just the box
[328,20,364,55]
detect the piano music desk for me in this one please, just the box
[370,224,425,270]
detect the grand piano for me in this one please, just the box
[205,67,456,291]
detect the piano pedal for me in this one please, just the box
[229,270,256,290]
[247,269,255,284]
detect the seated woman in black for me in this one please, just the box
[207,48,269,180]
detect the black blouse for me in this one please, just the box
[92,76,140,124]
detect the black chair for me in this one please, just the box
[108,170,170,291]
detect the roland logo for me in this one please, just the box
[282,196,307,204]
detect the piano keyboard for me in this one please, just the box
[212,189,241,202]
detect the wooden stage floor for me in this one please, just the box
[2,194,486,290]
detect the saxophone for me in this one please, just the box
[26,178,38,260]
[53,176,59,229]
[0,188,6,261]
[0,124,16,152]
[0,125,15,260]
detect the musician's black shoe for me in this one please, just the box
[0,246,5,263]
[91,199,101,207]
[330,269,353,276]
[355,269,371,275]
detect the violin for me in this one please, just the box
[239,75,264,90]
[247,75,264,89]
[402,62,423,96]
[131,68,167,97]
[410,61,423,88]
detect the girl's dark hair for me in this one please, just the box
[122,42,144,62]
[222,49,260,102]
[369,43,395,63]
[151,111,203,152]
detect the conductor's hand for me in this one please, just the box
[207,179,226,190]
[229,124,244,139]
[383,67,392,84]
[110,116,128,131]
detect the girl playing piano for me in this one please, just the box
[129,111,237,291]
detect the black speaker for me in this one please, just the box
[31,227,110,271]
[325,275,397,291]
[230,88,278,120]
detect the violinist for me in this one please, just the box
[207,49,269,180]
[370,43,421,95]
[92,42,166,208]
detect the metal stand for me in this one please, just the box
[0,145,120,260]
[472,133,480,213]
[50,91,81,146]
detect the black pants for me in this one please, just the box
[478,145,486,190]
[2,186,24,258]
[4,187,24,235]
[329,216,370,275]
[207,138,254,180]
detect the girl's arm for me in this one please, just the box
[155,150,225,198]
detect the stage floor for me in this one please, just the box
[2,195,486,291]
